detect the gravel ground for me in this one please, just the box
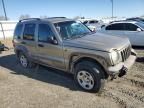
[0,48,144,108]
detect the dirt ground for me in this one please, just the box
[0,48,144,108]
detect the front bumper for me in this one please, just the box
[108,49,137,78]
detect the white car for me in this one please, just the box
[83,19,104,31]
[100,21,144,46]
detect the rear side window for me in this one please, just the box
[23,24,36,40]
[38,24,55,43]
[106,23,124,30]
[14,24,23,39]
[124,23,138,31]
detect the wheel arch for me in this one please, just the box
[15,45,29,57]
[69,56,109,79]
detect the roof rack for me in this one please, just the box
[19,18,40,22]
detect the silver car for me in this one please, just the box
[100,21,144,46]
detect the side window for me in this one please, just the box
[124,23,138,31]
[14,24,23,39]
[23,24,36,40]
[106,23,124,30]
[89,20,98,24]
[83,21,88,24]
[38,24,55,43]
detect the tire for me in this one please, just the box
[18,52,34,68]
[74,61,105,93]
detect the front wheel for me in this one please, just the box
[74,61,105,93]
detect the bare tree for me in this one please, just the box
[19,14,31,20]
[73,16,85,20]
[40,15,48,19]
[0,15,9,20]
[141,15,144,18]
[73,16,81,20]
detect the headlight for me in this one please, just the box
[110,50,120,65]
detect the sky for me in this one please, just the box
[0,0,144,20]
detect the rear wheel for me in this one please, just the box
[74,61,105,93]
[18,52,34,68]
[19,52,29,68]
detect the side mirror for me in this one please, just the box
[56,27,60,33]
[91,28,96,32]
[48,36,58,45]
[101,25,105,28]
[136,28,142,32]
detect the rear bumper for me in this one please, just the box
[108,49,137,78]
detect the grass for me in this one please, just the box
[0,38,13,48]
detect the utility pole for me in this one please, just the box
[111,0,113,19]
[2,0,8,20]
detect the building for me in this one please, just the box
[0,21,17,39]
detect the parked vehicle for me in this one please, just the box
[126,17,144,23]
[0,41,4,52]
[13,17,136,93]
[79,19,104,31]
[100,21,144,46]
[0,41,9,51]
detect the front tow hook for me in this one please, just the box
[118,66,128,77]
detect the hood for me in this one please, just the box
[63,32,130,52]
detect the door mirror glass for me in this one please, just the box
[56,27,60,33]
[137,28,142,32]
[48,36,58,45]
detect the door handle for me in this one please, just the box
[21,41,26,44]
[38,44,44,47]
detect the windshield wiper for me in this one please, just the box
[70,32,94,40]
[70,35,83,39]
[82,32,94,36]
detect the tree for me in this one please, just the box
[19,14,31,20]
[0,15,9,20]
[73,16,81,20]
[40,15,48,19]
[141,15,144,18]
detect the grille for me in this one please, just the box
[120,46,131,62]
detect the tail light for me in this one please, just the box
[12,40,15,47]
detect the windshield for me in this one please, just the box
[136,22,144,29]
[54,21,91,40]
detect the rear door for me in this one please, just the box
[36,23,65,70]
[22,23,37,58]
[123,23,144,46]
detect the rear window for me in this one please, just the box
[14,24,23,39]
[23,24,36,41]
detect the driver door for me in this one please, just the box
[36,23,65,70]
